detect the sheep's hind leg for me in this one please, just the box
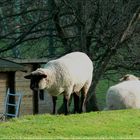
[73,93,80,113]
[80,87,88,113]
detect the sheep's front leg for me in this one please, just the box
[52,96,57,114]
[63,94,71,115]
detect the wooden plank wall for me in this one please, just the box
[0,73,7,113]
[38,91,53,114]
[15,65,33,116]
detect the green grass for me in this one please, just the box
[1,109,140,139]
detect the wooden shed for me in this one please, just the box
[0,58,24,115]
[0,58,53,117]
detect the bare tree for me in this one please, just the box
[51,0,139,111]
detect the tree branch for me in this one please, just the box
[120,7,140,43]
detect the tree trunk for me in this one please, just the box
[86,47,117,111]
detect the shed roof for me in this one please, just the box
[6,58,48,64]
[0,58,25,72]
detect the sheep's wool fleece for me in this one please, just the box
[106,81,140,110]
[40,52,93,96]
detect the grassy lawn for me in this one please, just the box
[1,109,140,139]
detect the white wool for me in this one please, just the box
[105,81,140,110]
[38,52,93,97]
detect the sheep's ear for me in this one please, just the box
[24,74,32,79]
[119,77,124,82]
[119,75,128,82]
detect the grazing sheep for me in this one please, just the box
[24,52,93,115]
[105,80,140,110]
[119,74,140,82]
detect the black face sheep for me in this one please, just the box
[24,52,93,115]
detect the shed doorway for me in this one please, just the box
[7,72,15,117]
[0,72,15,117]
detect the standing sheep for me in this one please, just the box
[105,80,140,110]
[24,52,93,115]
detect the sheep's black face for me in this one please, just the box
[30,75,43,91]
[24,73,47,91]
